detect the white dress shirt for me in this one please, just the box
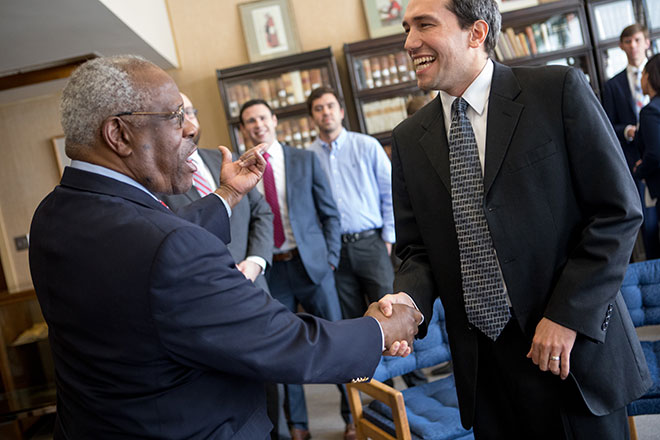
[256,141,298,252]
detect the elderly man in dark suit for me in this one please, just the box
[602,23,659,259]
[28,55,420,440]
[379,0,651,438]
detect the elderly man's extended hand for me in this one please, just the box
[365,302,421,357]
[215,144,267,208]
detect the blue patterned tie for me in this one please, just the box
[448,97,510,340]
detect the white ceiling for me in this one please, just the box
[0,0,178,105]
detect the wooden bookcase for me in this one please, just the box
[497,0,600,93]
[216,47,348,153]
[343,33,431,148]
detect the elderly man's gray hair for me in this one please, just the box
[60,55,156,150]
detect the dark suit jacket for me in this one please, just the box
[29,167,382,439]
[602,69,640,171]
[391,63,651,428]
[160,148,273,292]
[281,145,341,283]
[634,96,660,198]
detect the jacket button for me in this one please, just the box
[601,322,608,331]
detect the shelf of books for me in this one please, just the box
[344,33,426,147]
[216,47,347,152]
[496,0,600,91]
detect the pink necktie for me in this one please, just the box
[192,169,213,197]
[263,152,286,248]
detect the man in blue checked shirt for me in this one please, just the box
[307,87,397,320]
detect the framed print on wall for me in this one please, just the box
[51,135,70,175]
[362,0,409,38]
[238,0,301,62]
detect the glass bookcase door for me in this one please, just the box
[223,67,331,119]
[496,11,586,61]
[591,0,636,42]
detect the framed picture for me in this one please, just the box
[238,0,301,62]
[362,0,409,38]
[51,135,70,175]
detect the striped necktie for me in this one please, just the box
[449,97,510,340]
[192,169,213,197]
[634,69,645,119]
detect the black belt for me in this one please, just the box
[341,228,379,244]
[273,248,300,262]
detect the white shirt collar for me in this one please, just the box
[439,59,493,116]
[265,140,283,160]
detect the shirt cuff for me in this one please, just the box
[211,193,232,218]
[369,317,386,351]
[245,255,267,274]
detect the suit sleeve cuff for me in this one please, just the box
[212,193,232,218]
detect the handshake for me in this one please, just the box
[365,294,422,357]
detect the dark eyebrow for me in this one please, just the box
[404,13,437,26]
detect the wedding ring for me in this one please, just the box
[550,355,560,361]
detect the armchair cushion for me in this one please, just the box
[364,375,473,440]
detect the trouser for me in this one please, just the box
[334,232,394,319]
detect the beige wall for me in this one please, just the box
[0,0,380,291]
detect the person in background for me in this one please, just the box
[633,54,660,222]
[239,99,355,440]
[29,55,421,440]
[602,24,659,259]
[380,0,650,437]
[307,87,427,389]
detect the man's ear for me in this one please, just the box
[102,116,133,158]
[469,20,489,49]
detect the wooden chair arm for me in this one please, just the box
[346,379,411,440]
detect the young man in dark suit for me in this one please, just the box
[28,55,420,440]
[602,24,660,259]
[379,0,651,438]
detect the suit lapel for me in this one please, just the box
[419,96,451,193]
[199,148,222,186]
[621,72,636,116]
[282,145,295,210]
[484,62,523,195]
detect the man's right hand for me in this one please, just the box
[215,144,267,208]
[365,302,421,357]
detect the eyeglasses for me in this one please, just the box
[184,107,198,118]
[115,104,185,129]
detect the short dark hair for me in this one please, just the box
[620,24,649,42]
[446,0,501,56]
[239,99,273,125]
[306,86,342,115]
[644,53,660,94]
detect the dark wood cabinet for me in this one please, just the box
[497,0,600,92]
[216,47,347,152]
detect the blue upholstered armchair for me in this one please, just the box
[620,259,660,440]
[346,298,473,440]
